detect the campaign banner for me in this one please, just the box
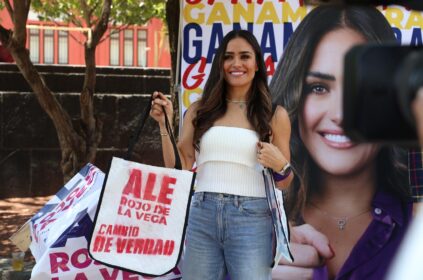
[89,157,195,276]
[181,0,308,120]
[180,0,423,123]
[29,163,182,280]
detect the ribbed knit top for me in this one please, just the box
[195,126,265,197]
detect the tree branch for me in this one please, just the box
[87,2,99,25]
[66,11,83,27]
[90,1,100,17]
[13,0,31,45]
[50,20,85,46]
[79,0,112,165]
[80,0,92,27]
[98,24,128,44]
[4,0,14,22]
[0,24,12,48]
[90,0,111,47]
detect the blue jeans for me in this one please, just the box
[182,192,273,280]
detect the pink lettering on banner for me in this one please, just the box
[119,170,173,224]
[114,238,175,255]
[84,165,97,187]
[122,169,176,205]
[265,55,275,76]
[159,176,176,204]
[98,224,139,236]
[99,268,120,280]
[92,236,113,252]
[99,269,140,280]
[74,273,89,280]
[122,271,140,280]
[50,249,92,274]
[50,252,70,273]
[71,248,91,269]
[135,212,167,225]
[49,248,144,279]
[182,57,207,90]
[36,167,97,235]
[144,173,158,201]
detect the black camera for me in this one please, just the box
[342,45,423,145]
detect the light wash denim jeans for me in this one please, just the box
[182,192,273,280]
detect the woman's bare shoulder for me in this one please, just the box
[184,100,201,120]
[272,105,290,126]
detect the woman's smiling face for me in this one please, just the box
[223,37,258,93]
[299,27,380,176]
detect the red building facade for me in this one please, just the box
[0,9,171,68]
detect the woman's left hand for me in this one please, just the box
[257,141,288,171]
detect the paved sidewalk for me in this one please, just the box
[0,196,51,279]
[0,258,34,280]
[0,196,51,258]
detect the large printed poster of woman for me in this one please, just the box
[269,4,415,279]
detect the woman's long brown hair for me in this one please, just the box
[192,30,272,150]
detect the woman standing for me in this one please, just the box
[270,5,412,280]
[150,30,292,279]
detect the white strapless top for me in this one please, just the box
[195,126,266,197]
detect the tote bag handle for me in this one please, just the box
[125,93,182,170]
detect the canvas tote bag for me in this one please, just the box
[89,95,196,276]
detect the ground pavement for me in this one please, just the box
[0,196,51,279]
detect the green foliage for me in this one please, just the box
[0,3,3,24]
[31,0,167,28]
[110,0,166,26]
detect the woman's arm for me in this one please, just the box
[177,102,198,170]
[150,91,196,170]
[257,105,293,189]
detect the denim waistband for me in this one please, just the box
[194,191,266,207]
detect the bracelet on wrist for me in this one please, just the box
[273,169,291,182]
[273,162,292,182]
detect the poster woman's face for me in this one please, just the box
[299,28,380,176]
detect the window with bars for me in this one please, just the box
[110,30,120,66]
[43,29,54,64]
[138,30,147,67]
[29,28,40,63]
[58,31,68,64]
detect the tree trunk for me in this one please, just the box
[166,0,180,133]
[80,44,102,166]
[0,1,109,183]
[3,33,87,182]
[166,0,180,81]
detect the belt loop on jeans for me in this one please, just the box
[197,192,205,201]
[234,195,239,207]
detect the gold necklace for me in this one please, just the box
[309,202,370,231]
[226,98,247,109]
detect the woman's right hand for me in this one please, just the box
[149,91,174,126]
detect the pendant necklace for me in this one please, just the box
[226,98,247,109]
[309,202,370,231]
